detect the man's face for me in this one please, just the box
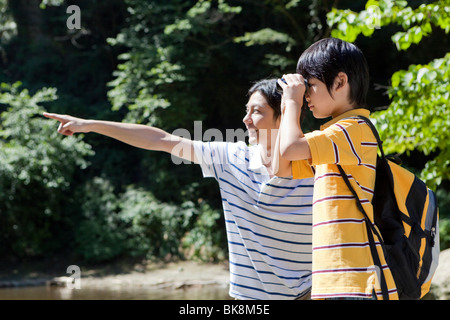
[243,91,280,146]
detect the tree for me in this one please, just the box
[0,82,93,258]
[107,0,337,130]
[6,0,48,43]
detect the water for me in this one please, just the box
[0,284,232,300]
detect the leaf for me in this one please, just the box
[234,28,296,48]
[373,53,450,188]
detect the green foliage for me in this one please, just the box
[182,201,226,262]
[74,177,125,262]
[0,82,93,258]
[235,28,297,51]
[74,178,225,263]
[118,186,194,260]
[437,187,450,250]
[439,219,450,251]
[0,0,15,44]
[328,0,450,50]
[107,0,331,130]
[39,0,65,9]
[107,0,243,128]
[377,53,450,189]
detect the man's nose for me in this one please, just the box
[243,112,252,125]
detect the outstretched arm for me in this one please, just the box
[43,112,198,163]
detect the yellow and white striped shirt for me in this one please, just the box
[292,108,399,300]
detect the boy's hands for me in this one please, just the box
[276,74,312,161]
[43,112,91,136]
[277,74,307,114]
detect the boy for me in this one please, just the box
[276,38,398,300]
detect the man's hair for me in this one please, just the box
[247,79,282,120]
[296,38,370,108]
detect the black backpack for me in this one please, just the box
[337,116,440,300]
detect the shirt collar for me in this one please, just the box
[249,144,265,171]
[320,108,371,130]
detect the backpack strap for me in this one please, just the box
[336,115,390,300]
[350,116,386,159]
[337,164,390,300]
[338,115,385,240]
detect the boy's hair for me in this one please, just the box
[296,38,370,108]
[247,79,282,120]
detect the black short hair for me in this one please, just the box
[247,79,282,120]
[296,38,369,108]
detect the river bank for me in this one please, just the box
[0,259,231,300]
[1,249,449,300]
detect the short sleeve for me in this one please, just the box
[305,119,364,166]
[292,160,315,180]
[193,141,247,179]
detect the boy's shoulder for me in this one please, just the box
[320,108,371,131]
[333,116,372,137]
[302,110,376,168]
[306,109,374,143]
[305,116,367,142]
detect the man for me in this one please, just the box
[44,78,314,300]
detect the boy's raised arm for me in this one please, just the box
[43,112,198,164]
[276,75,311,162]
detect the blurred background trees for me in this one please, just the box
[0,0,448,264]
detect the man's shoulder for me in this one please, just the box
[194,140,252,166]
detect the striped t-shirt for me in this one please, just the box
[292,108,399,300]
[193,140,314,300]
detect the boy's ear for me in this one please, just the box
[334,72,348,90]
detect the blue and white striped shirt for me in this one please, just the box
[193,141,314,300]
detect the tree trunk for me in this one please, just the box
[7,0,46,43]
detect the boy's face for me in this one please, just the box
[243,91,280,146]
[304,77,337,119]
[304,75,350,119]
